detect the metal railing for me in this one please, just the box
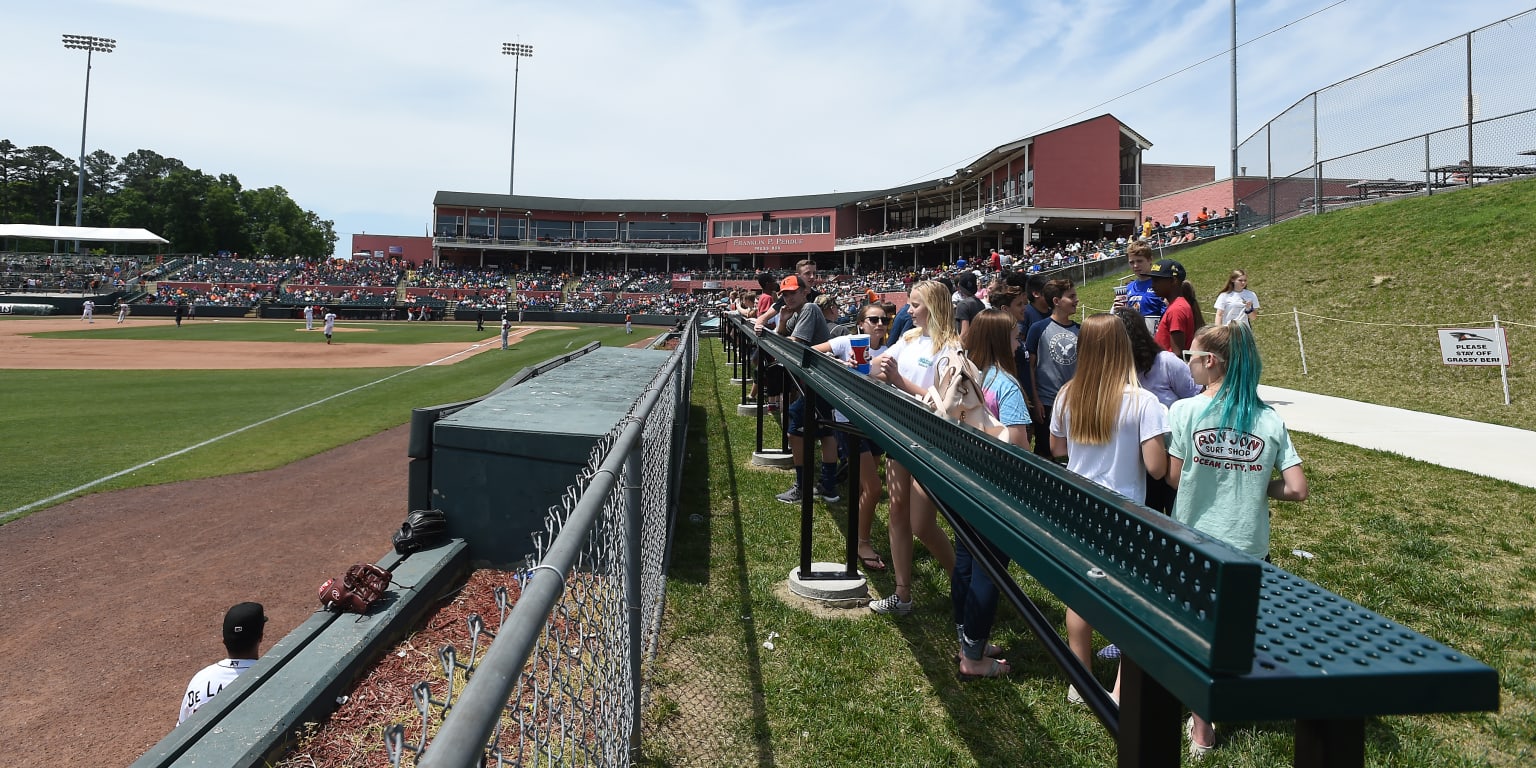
[433,236,705,252]
[1119,183,1141,209]
[1235,9,1536,228]
[387,318,697,768]
[717,314,1498,766]
[834,192,1033,248]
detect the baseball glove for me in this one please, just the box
[393,508,448,555]
[318,563,392,613]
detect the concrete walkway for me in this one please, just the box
[1259,385,1536,490]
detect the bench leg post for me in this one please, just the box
[1294,717,1364,768]
[1117,656,1181,768]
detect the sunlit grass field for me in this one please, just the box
[0,322,640,518]
[642,339,1536,767]
[1076,177,1536,430]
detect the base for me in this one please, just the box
[730,377,750,385]
[750,450,795,468]
[737,403,766,417]
[788,562,869,602]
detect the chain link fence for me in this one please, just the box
[1235,9,1536,228]
[385,318,696,768]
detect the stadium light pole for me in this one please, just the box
[62,34,116,254]
[1230,0,1239,181]
[502,42,534,196]
[53,184,64,254]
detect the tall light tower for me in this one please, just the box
[501,42,533,196]
[62,34,116,254]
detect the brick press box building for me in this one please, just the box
[420,114,1169,276]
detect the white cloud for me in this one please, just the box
[4,0,1531,252]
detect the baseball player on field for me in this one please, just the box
[303,304,315,331]
[179,602,265,725]
[323,308,337,344]
[81,299,95,323]
[116,300,129,323]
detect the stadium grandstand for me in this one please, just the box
[424,114,1160,276]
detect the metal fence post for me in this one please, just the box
[624,438,644,758]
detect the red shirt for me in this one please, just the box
[1155,296,1195,353]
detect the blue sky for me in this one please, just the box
[3,0,1530,254]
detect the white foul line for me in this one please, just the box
[3,338,507,522]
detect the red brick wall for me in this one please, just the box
[352,234,433,267]
[1142,165,1216,198]
[1143,181,1235,227]
[1034,115,1121,210]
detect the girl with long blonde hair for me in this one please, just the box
[1048,313,1169,702]
[868,281,959,615]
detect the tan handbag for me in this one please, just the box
[923,350,1005,433]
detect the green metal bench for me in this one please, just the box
[724,316,1499,767]
[130,541,469,768]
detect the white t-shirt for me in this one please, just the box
[880,333,955,392]
[1214,290,1259,325]
[1050,387,1168,503]
[824,336,889,422]
[179,658,256,724]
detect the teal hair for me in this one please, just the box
[1203,321,1270,434]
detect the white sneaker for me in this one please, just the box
[1186,716,1214,759]
[868,593,913,615]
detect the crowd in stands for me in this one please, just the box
[1141,207,1240,248]
[162,258,296,285]
[281,287,390,305]
[627,273,673,293]
[567,271,633,292]
[402,265,507,290]
[156,284,266,307]
[1,254,147,293]
[511,273,569,292]
[291,258,403,287]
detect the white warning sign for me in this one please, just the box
[1438,328,1508,366]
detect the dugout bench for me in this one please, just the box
[722,315,1500,767]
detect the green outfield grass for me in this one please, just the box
[1076,177,1536,430]
[31,318,516,344]
[0,323,643,519]
[641,340,1536,767]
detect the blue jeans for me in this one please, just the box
[950,536,1009,661]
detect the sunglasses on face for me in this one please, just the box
[1183,349,1223,362]
[864,316,889,324]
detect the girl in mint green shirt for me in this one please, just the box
[1166,321,1308,755]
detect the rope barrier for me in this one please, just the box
[1290,310,1518,328]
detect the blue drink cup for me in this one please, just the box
[848,334,871,375]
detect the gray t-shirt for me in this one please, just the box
[783,303,834,346]
[1026,317,1080,407]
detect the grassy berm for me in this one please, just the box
[1078,177,1536,430]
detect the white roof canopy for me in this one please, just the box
[0,224,169,244]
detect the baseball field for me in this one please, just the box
[0,315,649,765]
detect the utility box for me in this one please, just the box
[429,347,670,568]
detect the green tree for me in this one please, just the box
[84,149,123,196]
[4,139,336,257]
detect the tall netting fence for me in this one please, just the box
[1235,9,1536,228]
[386,318,697,768]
